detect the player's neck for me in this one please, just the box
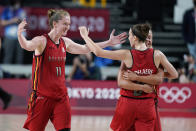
[48,30,61,44]
[135,43,147,51]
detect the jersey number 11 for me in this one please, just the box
[56,67,61,77]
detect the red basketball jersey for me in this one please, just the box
[31,34,67,99]
[120,48,158,98]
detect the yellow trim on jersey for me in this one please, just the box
[33,57,39,90]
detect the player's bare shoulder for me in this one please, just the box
[153,49,163,67]
[33,35,46,44]
[33,35,47,55]
[62,37,72,46]
[154,49,164,58]
[62,37,77,50]
[123,49,133,68]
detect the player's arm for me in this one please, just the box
[122,68,164,85]
[79,26,129,62]
[64,37,89,54]
[65,28,126,54]
[118,62,154,93]
[157,50,178,79]
[17,19,44,52]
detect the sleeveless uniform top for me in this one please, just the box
[31,34,67,99]
[120,48,158,98]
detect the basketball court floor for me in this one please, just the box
[0,114,196,131]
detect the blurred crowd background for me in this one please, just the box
[0,0,195,83]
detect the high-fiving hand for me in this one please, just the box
[79,26,89,38]
[17,19,27,36]
[79,26,127,47]
[108,29,127,46]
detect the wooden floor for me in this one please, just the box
[0,114,196,131]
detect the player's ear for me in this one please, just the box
[133,36,138,41]
[53,21,57,28]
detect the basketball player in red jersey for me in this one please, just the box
[117,30,178,131]
[17,9,127,131]
[79,24,178,131]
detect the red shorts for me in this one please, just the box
[23,94,71,131]
[110,96,156,131]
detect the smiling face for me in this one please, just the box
[146,30,153,48]
[54,15,71,37]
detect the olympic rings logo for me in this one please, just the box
[159,86,191,103]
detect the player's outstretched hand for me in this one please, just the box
[17,19,27,35]
[79,26,89,38]
[109,29,127,46]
